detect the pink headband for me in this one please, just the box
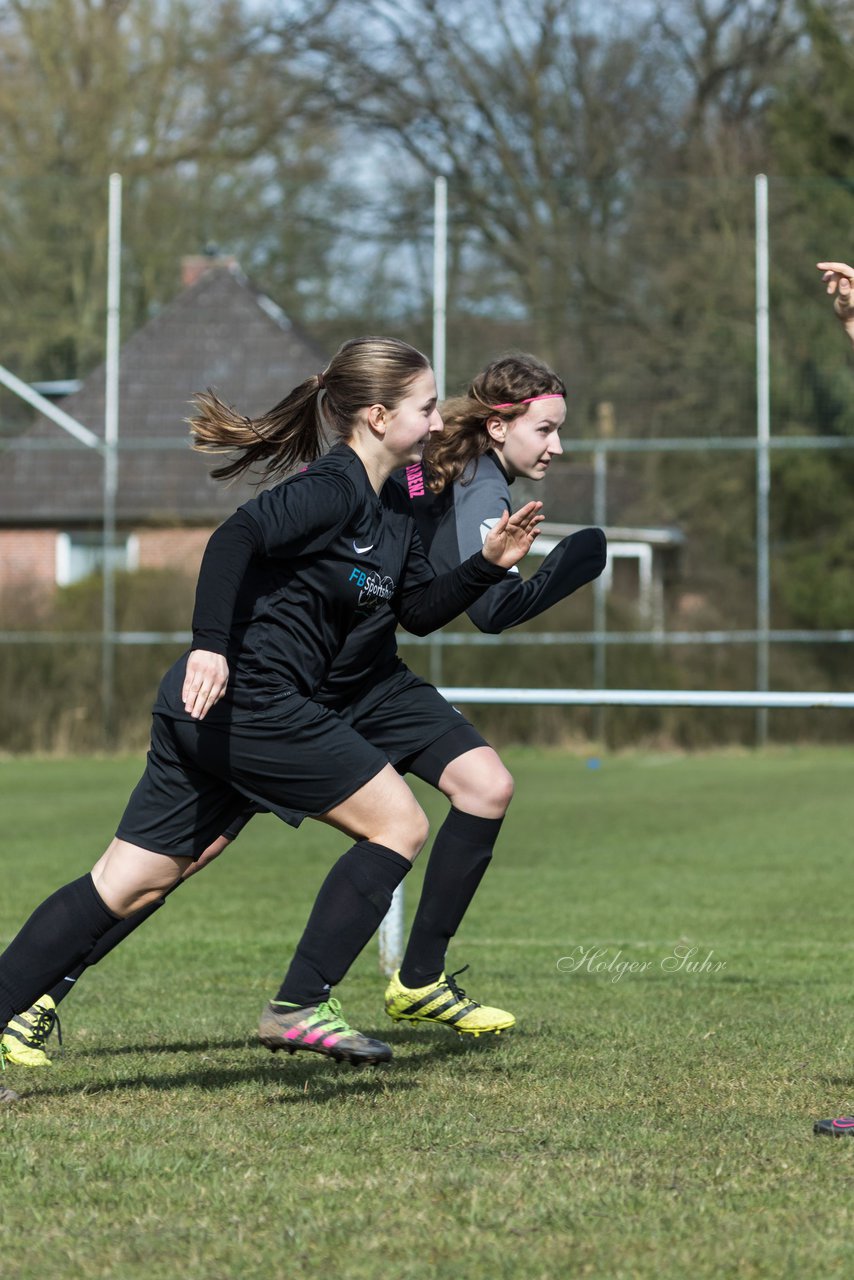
[490,393,565,410]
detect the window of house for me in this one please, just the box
[55,532,139,586]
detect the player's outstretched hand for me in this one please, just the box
[183,649,229,720]
[817,261,854,325]
[481,500,544,569]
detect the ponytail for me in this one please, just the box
[189,377,325,482]
[189,335,430,484]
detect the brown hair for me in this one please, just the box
[424,353,566,492]
[189,335,431,482]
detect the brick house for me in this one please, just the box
[0,259,327,599]
[0,265,681,625]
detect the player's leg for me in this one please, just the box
[3,817,255,1068]
[258,761,428,1066]
[0,839,190,1071]
[1,872,179,1069]
[386,733,517,1036]
[241,701,435,1059]
[56,814,251,999]
[338,673,516,1036]
[401,741,512,980]
[0,715,246,1071]
[273,760,427,1000]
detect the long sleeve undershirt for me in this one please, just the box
[191,508,507,655]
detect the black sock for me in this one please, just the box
[0,875,121,1027]
[399,808,503,989]
[276,841,411,1007]
[45,891,172,1007]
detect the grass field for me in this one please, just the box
[2,746,854,1279]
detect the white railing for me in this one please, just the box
[377,682,854,973]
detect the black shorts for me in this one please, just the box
[219,669,489,841]
[339,665,487,786]
[116,695,388,859]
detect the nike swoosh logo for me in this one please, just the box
[353,542,374,554]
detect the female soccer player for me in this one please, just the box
[0,336,544,1091]
[2,353,606,1069]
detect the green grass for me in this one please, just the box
[2,746,854,1279]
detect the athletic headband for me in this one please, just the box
[490,393,566,410]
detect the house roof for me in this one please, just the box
[0,264,327,525]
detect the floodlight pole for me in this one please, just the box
[378,179,449,976]
[103,173,122,745]
[432,175,448,400]
[430,173,449,691]
[755,175,770,746]
[592,400,613,742]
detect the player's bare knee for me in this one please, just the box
[489,765,515,813]
[409,803,430,856]
[91,839,186,916]
[446,761,514,818]
[378,798,429,862]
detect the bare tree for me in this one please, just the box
[322,0,808,383]
[652,0,799,143]
[0,0,343,375]
[321,0,681,367]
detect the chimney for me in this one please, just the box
[181,244,238,288]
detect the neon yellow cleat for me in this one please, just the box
[0,1044,20,1102]
[0,995,60,1067]
[384,966,515,1036]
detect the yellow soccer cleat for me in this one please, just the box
[384,966,515,1036]
[0,995,61,1067]
[0,1043,20,1103]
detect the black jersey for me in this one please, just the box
[315,452,607,708]
[154,444,506,719]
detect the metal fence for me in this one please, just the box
[2,174,854,750]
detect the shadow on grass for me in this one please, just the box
[65,1023,515,1061]
[76,1036,259,1057]
[8,1025,515,1104]
[12,1057,413,1102]
[381,1023,515,1056]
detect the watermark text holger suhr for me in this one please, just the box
[557,943,726,984]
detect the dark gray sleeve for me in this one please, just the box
[464,527,607,633]
[434,460,607,634]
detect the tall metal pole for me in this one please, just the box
[102,173,122,745]
[755,174,771,746]
[592,400,613,741]
[593,448,608,686]
[424,179,451,700]
[380,178,449,977]
[593,446,608,742]
[432,175,448,399]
